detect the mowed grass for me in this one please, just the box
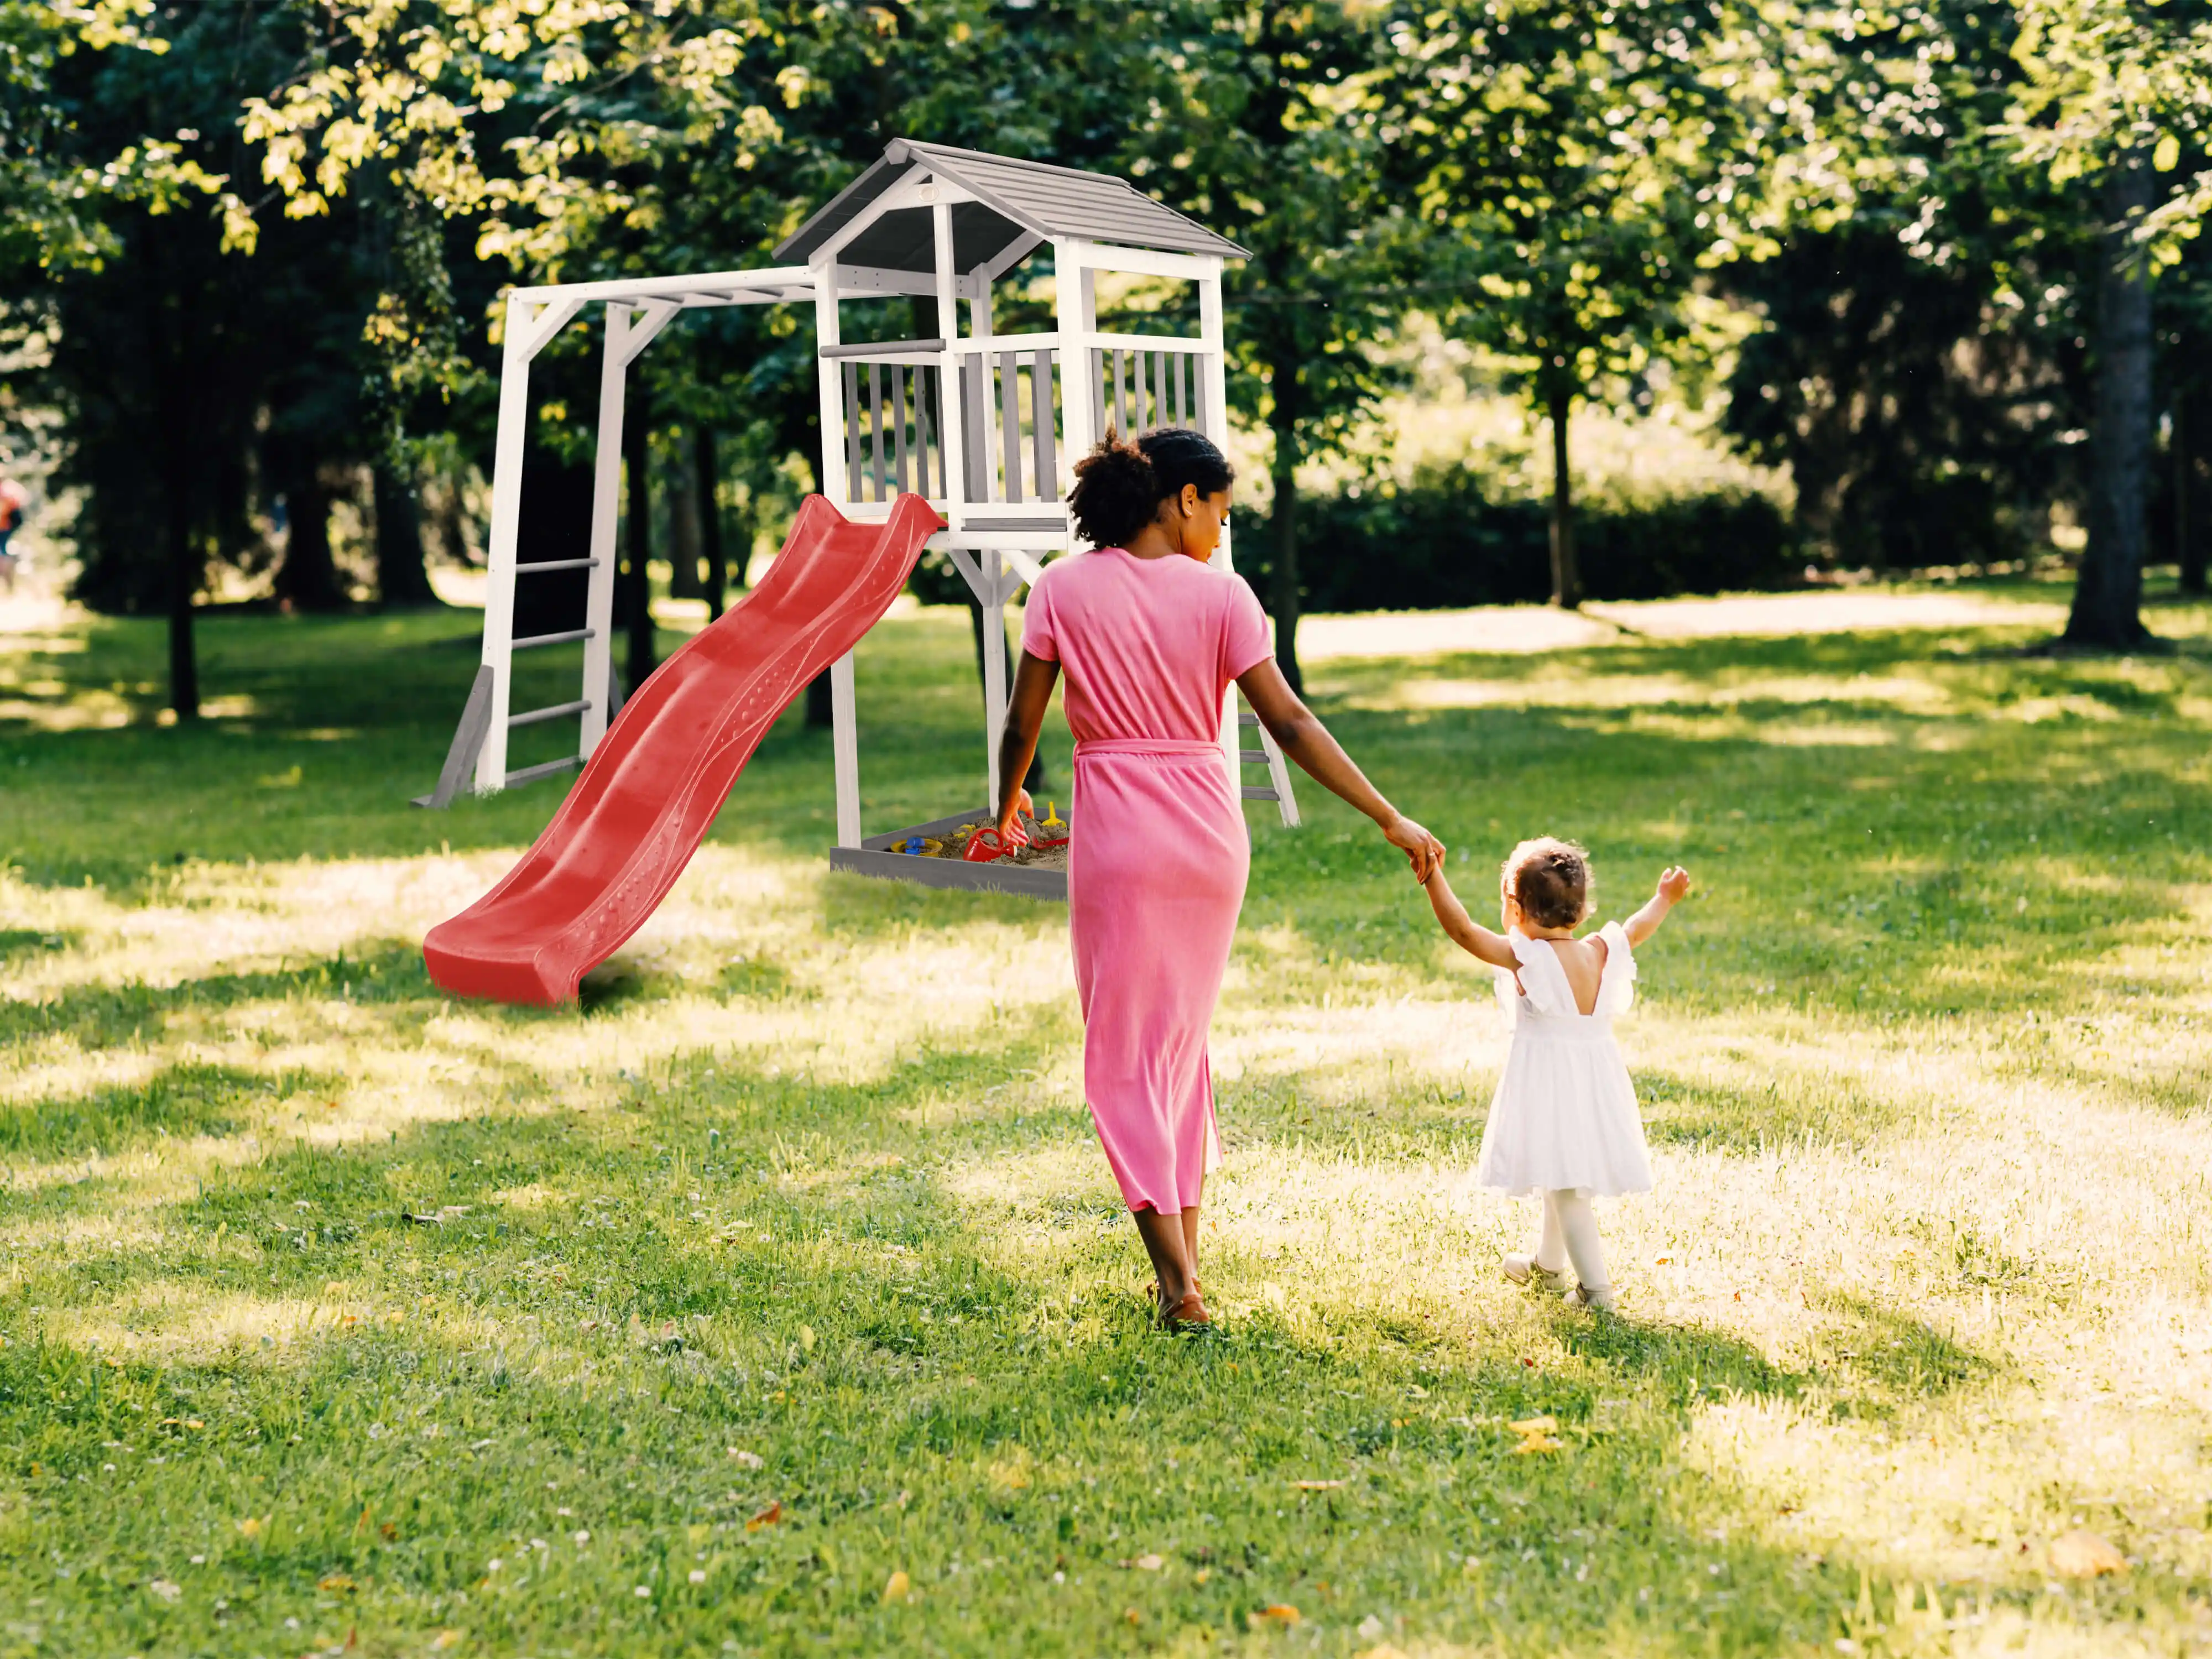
[2,583,2211,1658]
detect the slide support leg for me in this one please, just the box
[831,650,860,848]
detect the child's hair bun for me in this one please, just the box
[1502,837,1592,930]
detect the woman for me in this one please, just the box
[993,429,1444,1329]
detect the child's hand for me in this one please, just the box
[1656,866,1692,904]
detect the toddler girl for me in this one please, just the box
[1421,838,1691,1311]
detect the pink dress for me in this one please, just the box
[1021,548,1273,1214]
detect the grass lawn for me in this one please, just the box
[2,581,2210,1657]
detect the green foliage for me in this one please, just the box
[1380,1,1759,419]
[1268,464,1799,611]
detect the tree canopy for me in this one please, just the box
[6,0,2212,706]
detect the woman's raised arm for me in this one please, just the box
[1235,658,1443,881]
[994,649,1062,839]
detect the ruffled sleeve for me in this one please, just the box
[1503,930,1583,1018]
[1595,921,1638,1016]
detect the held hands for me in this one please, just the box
[1656,865,1693,904]
[1381,813,1446,883]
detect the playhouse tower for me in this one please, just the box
[426,140,1298,870]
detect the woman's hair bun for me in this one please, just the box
[1067,426,1234,549]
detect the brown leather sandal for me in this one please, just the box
[1159,1288,1212,1331]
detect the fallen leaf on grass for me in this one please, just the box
[727,1448,764,1469]
[430,1634,462,1651]
[1118,1554,1164,1571]
[882,1570,910,1603]
[148,1578,181,1601]
[1508,1416,1558,1436]
[747,1501,783,1531]
[2050,1530,2126,1578]
[1290,1480,1344,1491]
[319,1573,357,1593]
[237,1516,265,1540]
[1249,1604,1301,1627]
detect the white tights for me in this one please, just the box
[1532,1189,1610,1295]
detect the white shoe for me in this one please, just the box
[1503,1253,1570,1290]
[1564,1281,1618,1313]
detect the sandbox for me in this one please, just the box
[828,805,1071,900]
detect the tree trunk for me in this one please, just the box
[624,385,656,691]
[1548,384,1581,609]
[163,430,199,720]
[2064,157,2157,649]
[274,470,345,611]
[667,428,704,599]
[1267,367,1304,695]
[373,462,440,607]
[2178,388,2207,597]
[697,425,726,620]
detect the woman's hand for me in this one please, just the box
[1381,813,1444,882]
[995,787,1035,847]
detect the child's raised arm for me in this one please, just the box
[1422,865,1519,969]
[1624,866,1692,947]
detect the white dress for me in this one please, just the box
[1474,923,1655,1197]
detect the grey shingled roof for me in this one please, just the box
[774,139,1248,269]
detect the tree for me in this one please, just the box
[1717,2,2099,573]
[1121,1,1409,690]
[2005,0,2212,648]
[1381,0,1761,609]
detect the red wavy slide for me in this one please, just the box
[425,493,941,1005]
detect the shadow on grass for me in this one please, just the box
[0,1059,339,1161]
[1810,1294,2004,1410]
[0,939,439,1052]
[1639,1070,1901,1156]
[0,927,78,961]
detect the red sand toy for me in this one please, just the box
[422,493,940,1004]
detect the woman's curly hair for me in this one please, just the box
[1067,426,1234,549]
[1501,837,1593,930]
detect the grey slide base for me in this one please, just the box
[827,807,1068,902]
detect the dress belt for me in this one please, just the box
[1074,739,1222,758]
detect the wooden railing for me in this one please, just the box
[960,348,1061,508]
[830,333,1212,516]
[827,339,946,503]
[1091,341,1211,444]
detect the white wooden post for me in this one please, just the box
[580,305,627,756]
[972,276,998,505]
[831,654,861,847]
[1052,241,1095,519]
[475,294,537,792]
[983,547,1008,807]
[1198,262,1243,808]
[813,260,864,850]
[812,261,846,504]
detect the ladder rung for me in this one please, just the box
[512,628,595,651]
[1239,748,1270,765]
[1237,712,1259,727]
[504,755,584,786]
[1240,785,1280,802]
[508,698,592,728]
[516,557,602,575]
